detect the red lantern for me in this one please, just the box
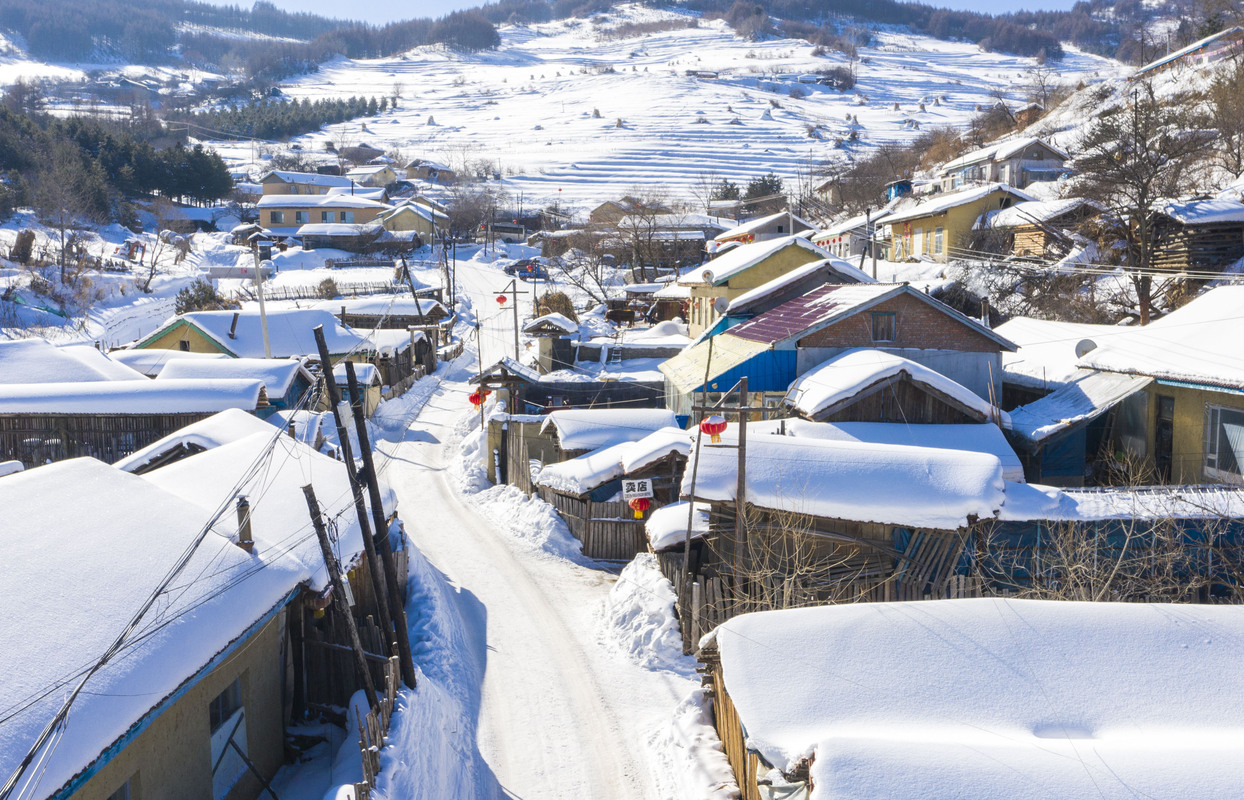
[629,497,651,519]
[700,414,727,443]
[496,295,507,305]
[469,390,484,407]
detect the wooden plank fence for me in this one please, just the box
[534,485,648,560]
[353,655,402,800]
[228,281,405,303]
[326,257,396,269]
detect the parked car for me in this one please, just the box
[504,258,549,280]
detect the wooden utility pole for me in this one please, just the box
[344,361,418,690]
[313,327,396,656]
[302,483,379,710]
[735,376,748,578]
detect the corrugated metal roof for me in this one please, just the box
[659,334,773,395]
[728,284,901,344]
[1009,369,1152,446]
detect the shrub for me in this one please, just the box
[11,230,35,265]
[535,290,578,322]
[316,277,339,299]
[175,279,239,314]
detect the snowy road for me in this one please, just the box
[374,253,695,799]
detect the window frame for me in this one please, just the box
[871,311,896,343]
[1204,403,1244,483]
[269,210,285,224]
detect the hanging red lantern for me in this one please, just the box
[700,414,727,443]
[469,390,484,407]
[496,295,507,305]
[629,497,651,519]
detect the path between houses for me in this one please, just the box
[374,259,691,798]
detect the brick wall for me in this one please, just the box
[796,293,998,353]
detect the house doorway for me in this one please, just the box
[1155,395,1175,481]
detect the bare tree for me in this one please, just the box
[1074,79,1214,323]
[1208,54,1244,177]
[35,141,104,285]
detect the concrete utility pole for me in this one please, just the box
[303,483,379,710]
[251,247,272,358]
[735,376,748,577]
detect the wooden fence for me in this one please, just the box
[438,337,464,362]
[353,655,402,800]
[326,257,396,269]
[535,485,648,560]
[381,367,425,401]
[229,281,405,303]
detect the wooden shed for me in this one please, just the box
[1150,199,1244,272]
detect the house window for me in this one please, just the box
[341,211,355,223]
[321,211,330,223]
[871,312,896,342]
[289,185,299,194]
[777,225,784,233]
[933,227,944,255]
[106,779,133,800]
[178,340,190,352]
[1204,405,1244,482]
[209,678,247,800]
[295,211,308,224]
[269,211,285,224]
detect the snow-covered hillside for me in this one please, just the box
[205,5,1122,213]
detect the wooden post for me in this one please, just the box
[302,483,378,710]
[313,327,396,658]
[344,362,418,691]
[735,376,748,582]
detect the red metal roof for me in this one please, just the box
[728,284,900,344]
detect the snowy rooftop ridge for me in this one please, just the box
[784,349,1009,427]
[724,257,874,315]
[688,236,829,287]
[683,431,1005,530]
[0,379,264,414]
[884,183,1036,225]
[713,210,815,243]
[534,427,691,495]
[541,408,680,452]
[995,316,1120,389]
[141,308,372,360]
[706,598,1244,799]
[156,357,311,397]
[0,339,146,384]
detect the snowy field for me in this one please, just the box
[204,5,1122,213]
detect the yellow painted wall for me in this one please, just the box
[1142,384,1244,485]
[687,245,822,336]
[263,204,384,228]
[70,613,287,800]
[381,207,435,238]
[891,190,1016,262]
[260,180,332,196]
[138,323,232,355]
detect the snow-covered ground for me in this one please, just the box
[202,5,1122,213]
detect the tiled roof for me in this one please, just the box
[728,284,901,344]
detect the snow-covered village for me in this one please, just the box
[3,0,1244,796]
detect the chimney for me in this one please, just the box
[341,305,347,326]
[235,495,254,554]
[228,311,240,339]
[287,422,296,439]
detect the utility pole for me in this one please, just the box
[510,279,520,361]
[312,327,395,659]
[344,361,417,689]
[302,483,379,710]
[735,376,748,578]
[251,246,272,358]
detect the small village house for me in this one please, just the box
[711,210,814,248]
[1148,198,1244,272]
[698,599,1244,800]
[259,170,356,196]
[680,236,832,337]
[345,164,397,188]
[661,283,1017,417]
[132,308,374,363]
[378,201,449,243]
[589,196,673,225]
[1134,25,1244,77]
[934,136,1068,192]
[976,198,1099,259]
[403,159,457,184]
[472,357,665,419]
[155,358,315,417]
[884,184,1034,262]
[811,208,892,260]
[257,192,390,235]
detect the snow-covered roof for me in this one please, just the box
[785,349,1007,425]
[257,193,390,210]
[0,379,264,414]
[705,598,1244,799]
[109,348,229,377]
[995,316,1120,390]
[523,313,579,335]
[683,431,1005,529]
[1000,480,1244,522]
[884,183,1036,226]
[0,339,146,384]
[381,201,448,222]
[346,164,393,178]
[1135,24,1244,74]
[813,208,893,239]
[295,222,381,237]
[713,210,814,243]
[652,282,692,300]
[725,258,874,315]
[690,236,830,286]
[980,198,1096,229]
[332,361,380,386]
[313,294,442,317]
[1008,369,1152,445]
[1077,286,1244,389]
[936,136,1067,174]
[0,429,385,800]
[146,309,372,359]
[782,419,1024,482]
[260,170,354,188]
[474,356,542,384]
[646,500,711,551]
[1157,198,1244,225]
[541,408,679,452]
[535,426,691,495]
[156,358,311,398]
[114,408,281,473]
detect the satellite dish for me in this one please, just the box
[702,269,714,283]
[713,296,730,314]
[1074,339,1097,357]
